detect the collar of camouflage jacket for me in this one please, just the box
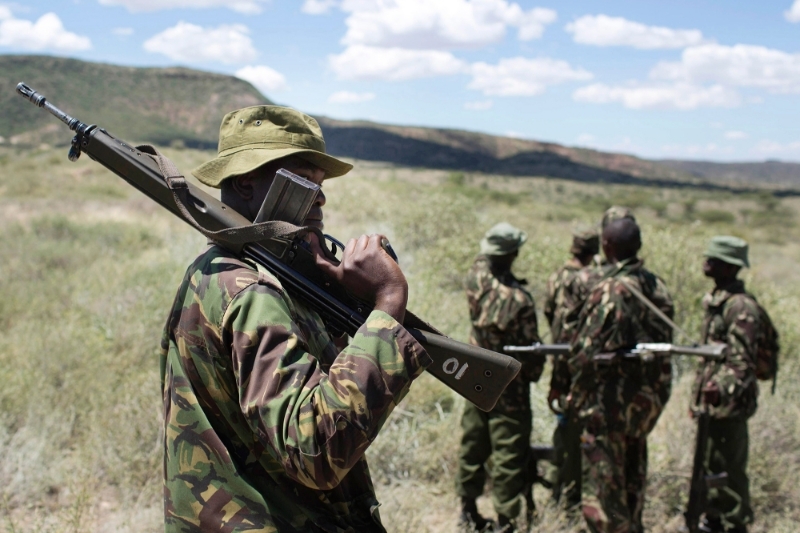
[604,256,643,280]
[704,279,747,309]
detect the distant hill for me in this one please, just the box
[1,55,271,148]
[658,159,800,188]
[3,55,798,193]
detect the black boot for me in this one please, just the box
[459,497,493,532]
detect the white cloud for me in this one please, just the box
[113,27,134,36]
[565,15,705,49]
[464,99,493,110]
[302,0,338,14]
[576,133,595,144]
[469,57,592,96]
[651,43,800,93]
[98,0,269,14]
[660,143,734,157]
[329,45,466,81]
[328,91,376,103]
[785,0,800,22]
[236,65,287,93]
[0,11,91,51]
[337,0,557,49]
[753,139,800,157]
[144,22,257,64]
[573,83,741,110]
[724,130,748,140]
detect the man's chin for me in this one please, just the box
[305,220,324,230]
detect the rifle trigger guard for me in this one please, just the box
[324,234,345,258]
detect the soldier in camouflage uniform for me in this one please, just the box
[160,106,432,532]
[544,227,599,507]
[568,218,674,533]
[691,237,760,533]
[456,223,543,532]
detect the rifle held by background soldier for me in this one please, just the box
[594,343,726,363]
[503,343,571,356]
[685,409,729,533]
[15,82,521,413]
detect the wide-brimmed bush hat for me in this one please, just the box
[704,235,749,268]
[193,105,353,188]
[480,222,527,256]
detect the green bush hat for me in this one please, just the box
[601,205,636,229]
[480,222,527,256]
[570,226,599,255]
[704,235,750,268]
[193,105,353,188]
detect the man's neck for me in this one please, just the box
[714,276,739,290]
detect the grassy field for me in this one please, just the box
[0,145,798,532]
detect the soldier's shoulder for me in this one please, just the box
[726,291,761,317]
[192,245,284,300]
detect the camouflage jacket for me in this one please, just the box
[692,280,759,420]
[568,258,674,437]
[544,258,585,343]
[160,245,432,533]
[545,260,605,398]
[465,255,542,413]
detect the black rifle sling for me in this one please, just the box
[136,144,306,246]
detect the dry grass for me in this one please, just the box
[0,146,797,532]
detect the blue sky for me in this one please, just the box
[2,0,799,162]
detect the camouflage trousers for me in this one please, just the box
[552,408,583,509]
[705,417,754,529]
[455,403,532,519]
[581,426,647,533]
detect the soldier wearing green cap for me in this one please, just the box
[543,227,599,508]
[456,223,543,532]
[160,105,432,532]
[691,236,766,533]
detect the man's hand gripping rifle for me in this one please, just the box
[15,83,521,412]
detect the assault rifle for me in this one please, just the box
[15,83,521,412]
[525,445,555,522]
[594,343,726,363]
[685,409,728,533]
[502,343,570,356]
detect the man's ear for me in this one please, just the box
[231,173,256,201]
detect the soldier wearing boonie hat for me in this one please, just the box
[457,222,542,531]
[161,105,432,532]
[693,235,764,533]
[192,105,353,188]
[543,225,599,508]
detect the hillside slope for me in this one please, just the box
[1,55,271,148]
[2,55,797,191]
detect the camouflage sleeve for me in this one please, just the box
[513,303,544,382]
[223,282,432,491]
[549,355,571,396]
[706,296,759,413]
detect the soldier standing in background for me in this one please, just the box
[691,236,771,533]
[544,227,599,508]
[456,223,544,533]
[568,218,674,533]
